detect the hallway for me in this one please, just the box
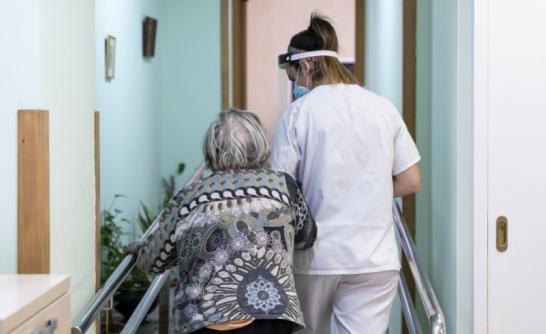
[1,1,546,334]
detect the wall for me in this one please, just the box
[366,1,475,332]
[95,0,162,234]
[246,0,355,137]
[96,0,221,216]
[158,0,221,182]
[364,1,403,332]
[44,0,97,319]
[0,0,41,274]
[0,0,97,320]
[428,0,474,332]
[365,0,403,110]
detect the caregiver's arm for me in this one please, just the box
[284,173,317,250]
[393,163,421,197]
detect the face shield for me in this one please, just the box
[277,49,340,70]
[277,49,340,103]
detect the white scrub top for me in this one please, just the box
[270,84,420,275]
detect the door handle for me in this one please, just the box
[496,216,508,252]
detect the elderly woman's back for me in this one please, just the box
[137,110,316,334]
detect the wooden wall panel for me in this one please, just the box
[403,0,417,241]
[232,0,247,109]
[221,0,230,110]
[18,110,50,274]
[355,0,366,85]
[402,1,417,332]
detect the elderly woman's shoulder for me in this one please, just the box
[208,168,288,180]
[167,169,297,204]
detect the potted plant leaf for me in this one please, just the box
[100,195,130,332]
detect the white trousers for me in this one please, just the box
[294,271,399,334]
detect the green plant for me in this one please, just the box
[100,163,186,325]
[101,195,150,289]
[101,195,152,324]
[101,162,186,286]
[136,162,186,235]
[101,194,129,284]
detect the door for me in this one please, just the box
[487,1,546,332]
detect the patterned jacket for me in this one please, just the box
[138,169,316,333]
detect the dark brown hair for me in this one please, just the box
[289,13,358,86]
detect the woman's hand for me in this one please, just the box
[124,241,143,256]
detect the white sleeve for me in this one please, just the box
[391,107,421,176]
[270,107,301,179]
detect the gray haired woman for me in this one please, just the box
[136,109,317,333]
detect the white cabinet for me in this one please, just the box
[0,275,70,334]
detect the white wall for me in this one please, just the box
[43,0,97,319]
[0,0,97,320]
[0,0,41,274]
[95,0,162,234]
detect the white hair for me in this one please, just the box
[203,109,270,171]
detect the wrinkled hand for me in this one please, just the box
[124,241,143,255]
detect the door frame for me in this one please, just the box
[473,0,489,332]
[221,0,247,110]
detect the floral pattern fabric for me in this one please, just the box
[138,169,316,333]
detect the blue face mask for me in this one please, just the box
[293,67,310,100]
[293,84,310,100]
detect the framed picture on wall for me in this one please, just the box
[143,17,157,58]
[105,35,116,80]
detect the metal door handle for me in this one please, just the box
[496,216,508,252]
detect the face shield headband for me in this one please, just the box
[278,50,339,69]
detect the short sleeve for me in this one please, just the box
[392,111,421,175]
[270,106,302,178]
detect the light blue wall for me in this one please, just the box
[365,0,403,111]
[430,0,458,327]
[158,0,221,183]
[427,0,474,333]
[96,0,221,233]
[95,0,163,227]
[365,1,475,332]
[364,1,403,332]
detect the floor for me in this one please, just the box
[104,305,160,334]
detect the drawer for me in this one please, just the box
[10,293,69,334]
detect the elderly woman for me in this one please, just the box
[136,109,316,334]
